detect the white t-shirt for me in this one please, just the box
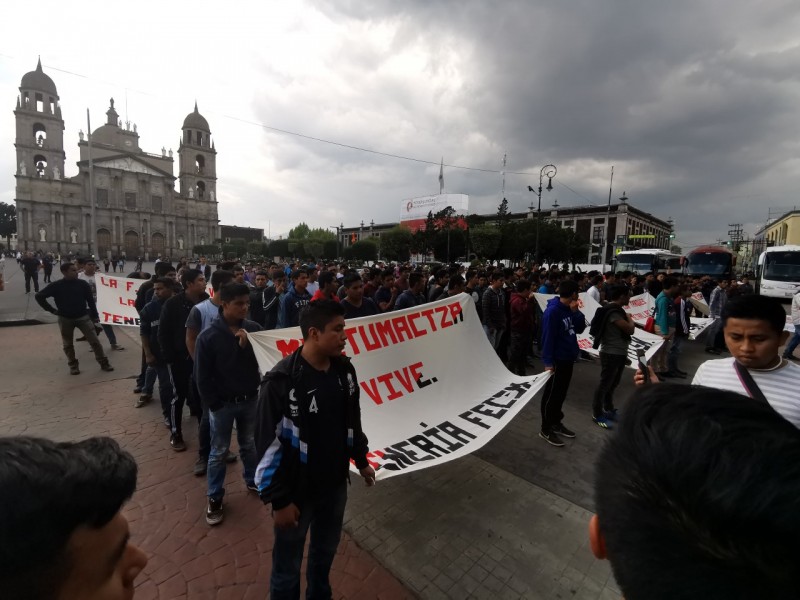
[692,357,800,428]
[587,286,601,304]
[78,271,97,300]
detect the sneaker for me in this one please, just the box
[552,423,576,438]
[133,385,143,393]
[603,408,619,421]
[246,483,258,493]
[206,498,224,526]
[193,457,208,477]
[164,417,172,429]
[69,362,80,375]
[593,416,613,429]
[134,394,152,408]
[76,336,87,342]
[539,430,565,447]
[225,451,238,464]
[170,434,187,452]
[111,344,125,351]
[100,361,114,372]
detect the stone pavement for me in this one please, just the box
[10,262,768,599]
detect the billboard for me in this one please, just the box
[400,194,469,233]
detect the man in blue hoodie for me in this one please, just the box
[540,279,586,447]
[277,269,311,329]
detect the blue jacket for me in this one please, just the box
[541,296,586,366]
[277,288,311,329]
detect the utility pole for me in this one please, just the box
[727,223,743,251]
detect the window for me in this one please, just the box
[33,154,47,178]
[49,97,55,113]
[195,155,204,174]
[125,192,136,209]
[185,130,192,143]
[96,188,108,208]
[33,123,46,146]
[196,131,203,146]
[592,226,604,244]
[35,93,43,112]
[196,181,206,199]
[151,195,162,212]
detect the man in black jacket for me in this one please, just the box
[195,283,263,526]
[256,300,375,599]
[158,269,208,468]
[35,262,113,375]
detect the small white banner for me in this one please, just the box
[249,294,551,481]
[95,274,143,326]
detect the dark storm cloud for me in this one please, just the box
[309,0,800,245]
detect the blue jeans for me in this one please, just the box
[271,483,347,600]
[668,335,684,372]
[207,399,258,501]
[101,324,117,345]
[785,330,800,357]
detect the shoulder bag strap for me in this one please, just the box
[733,361,770,406]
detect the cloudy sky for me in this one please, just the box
[2,0,800,249]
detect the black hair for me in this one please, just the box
[219,282,251,303]
[662,276,679,289]
[721,294,787,335]
[152,277,175,288]
[449,274,465,288]
[516,279,531,292]
[595,385,800,600]
[381,269,394,279]
[490,272,504,282]
[291,269,307,280]
[558,279,579,298]
[591,275,604,286]
[608,284,629,302]
[255,270,269,278]
[603,271,614,278]
[343,272,362,288]
[59,262,73,274]
[299,299,346,339]
[219,261,237,271]
[210,270,235,293]
[180,268,204,287]
[408,272,424,287]
[154,262,175,277]
[502,267,514,278]
[318,271,336,287]
[232,265,244,274]
[271,270,286,281]
[0,436,137,600]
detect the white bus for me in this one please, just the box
[756,245,800,299]
[613,249,683,276]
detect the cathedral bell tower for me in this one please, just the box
[14,58,66,180]
[178,102,217,202]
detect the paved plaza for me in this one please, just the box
[0,261,725,599]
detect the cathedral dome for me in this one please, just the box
[183,102,209,132]
[21,58,57,95]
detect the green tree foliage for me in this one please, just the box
[192,244,221,257]
[0,202,16,249]
[496,197,509,226]
[304,241,324,259]
[307,227,335,241]
[469,224,503,259]
[288,223,311,240]
[380,226,413,261]
[247,241,268,256]
[346,239,378,262]
[268,239,290,258]
[323,239,339,260]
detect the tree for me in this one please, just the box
[268,239,290,258]
[348,239,377,262]
[288,223,311,240]
[0,202,16,250]
[304,241,324,259]
[247,241,268,256]
[307,227,335,241]
[469,224,502,259]
[380,226,413,261]
[323,239,338,260]
[496,197,509,226]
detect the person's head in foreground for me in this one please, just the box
[720,293,789,370]
[299,300,347,356]
[591,385,800,600]
[0,436,147,600]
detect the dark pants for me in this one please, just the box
[191,374,211,460]
[271,483,348,600]
[508,330,532,376]
[167,359,192,437]
[24,271,39,293]
[668,335,685,372]
[540,359,574,432]
[592,353,627,418]
[43,267,52,283]
[101,324,117,346]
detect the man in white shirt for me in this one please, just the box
[636,294,800,429]
[78,259,124,351]
[587,275,603,304]
[782,290,800,360]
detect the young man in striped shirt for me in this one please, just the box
[636,294,800,429]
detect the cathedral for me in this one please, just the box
[13,59,220,258]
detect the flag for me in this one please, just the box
[438,157,444,194]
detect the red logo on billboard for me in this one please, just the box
[406,201,413,212]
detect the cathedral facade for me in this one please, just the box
[13,59,220,258]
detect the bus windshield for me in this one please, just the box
[615,255,653,274]
[686,252,732,276]
[763,251,800,282]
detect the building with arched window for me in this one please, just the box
[13,59,220,259]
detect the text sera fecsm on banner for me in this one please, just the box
[533,292,665,368]
[95,274,215,327]
[249,293,551,482]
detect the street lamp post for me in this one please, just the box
[528,164,557,265]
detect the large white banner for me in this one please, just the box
[534,293,664,367]
[249,294,551,481]
[96,274,143,326]
[622,292,713,341]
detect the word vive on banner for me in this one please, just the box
[95,275,144,327]
[249,293,551,481]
